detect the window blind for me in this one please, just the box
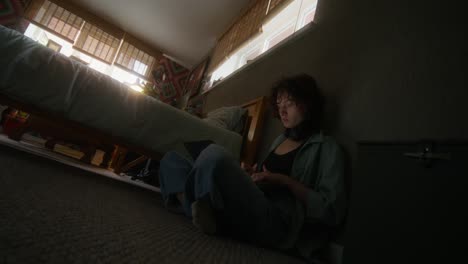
[30,0,84,42]
[114,42,154,77]
[25,0,162,73]
[115,35,161,78]
[207,30,231,75]
[73,23,122,64]
[231,0,269,51]
[207,0,269,73]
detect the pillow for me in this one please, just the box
[185,95,205,117]
[203,106,247,134]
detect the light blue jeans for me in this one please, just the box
[159,144,293,248]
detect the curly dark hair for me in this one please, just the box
[270,74,324,133]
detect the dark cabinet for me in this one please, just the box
[343,141,468,263]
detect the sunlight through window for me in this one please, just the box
[207,0,318,91]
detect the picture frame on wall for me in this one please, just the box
[46,40,62,52]
[185,58,209,98]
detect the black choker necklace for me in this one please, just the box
[284,122,317,141]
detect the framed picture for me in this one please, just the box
[46,40,62,52]
[185,58,209,98]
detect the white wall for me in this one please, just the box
[203,0,467,162]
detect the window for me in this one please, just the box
[240,43,263,66]
[73,23,121,64]
[23,0,161,92]
[133,60,149,76]
[264,20,296,50]
[207,0,270,76]
[31,0,84,42]
[24,23,147,89]
[82,36,113,61]
[114,38,159,78]
[297,0,318,29]
[110,66,140,85]
[206,0,318,91]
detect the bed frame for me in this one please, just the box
[239,96,268,166]
[0,94,267,175]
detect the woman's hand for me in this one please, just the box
[241,162,257,176]
[253,166,310,205]
[251,165,290,185]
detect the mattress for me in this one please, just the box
[0,25,242,160]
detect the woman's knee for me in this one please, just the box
[161,151,185,166]
[159,151,192,189]
[195,144,232,167]
[160,151,192,178]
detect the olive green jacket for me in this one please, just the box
[258,131,347,259]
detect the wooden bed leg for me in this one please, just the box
[110,146,127,175]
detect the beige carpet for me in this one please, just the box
[0,139,306,263]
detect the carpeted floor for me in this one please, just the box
[0,144,306,263]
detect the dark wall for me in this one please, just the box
[203,0,467,163]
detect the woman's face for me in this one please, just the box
[276,92,305,128]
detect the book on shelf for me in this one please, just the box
[53,144,84,160]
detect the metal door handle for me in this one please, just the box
[404,152,451,160]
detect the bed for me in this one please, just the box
[0,25,267,173]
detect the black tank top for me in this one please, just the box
[263,144,302,176]
[258,143,303,202]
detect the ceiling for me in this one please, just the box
[69,0,254,68]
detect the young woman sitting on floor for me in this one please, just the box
[159,74,347,261]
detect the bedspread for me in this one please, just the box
[0,25,242,160]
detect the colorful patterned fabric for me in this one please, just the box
[147,56,207,116]
[151,57,190,104]
[0,0,29,32]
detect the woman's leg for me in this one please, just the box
[159,151,193,215]
[189,144,291,248]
